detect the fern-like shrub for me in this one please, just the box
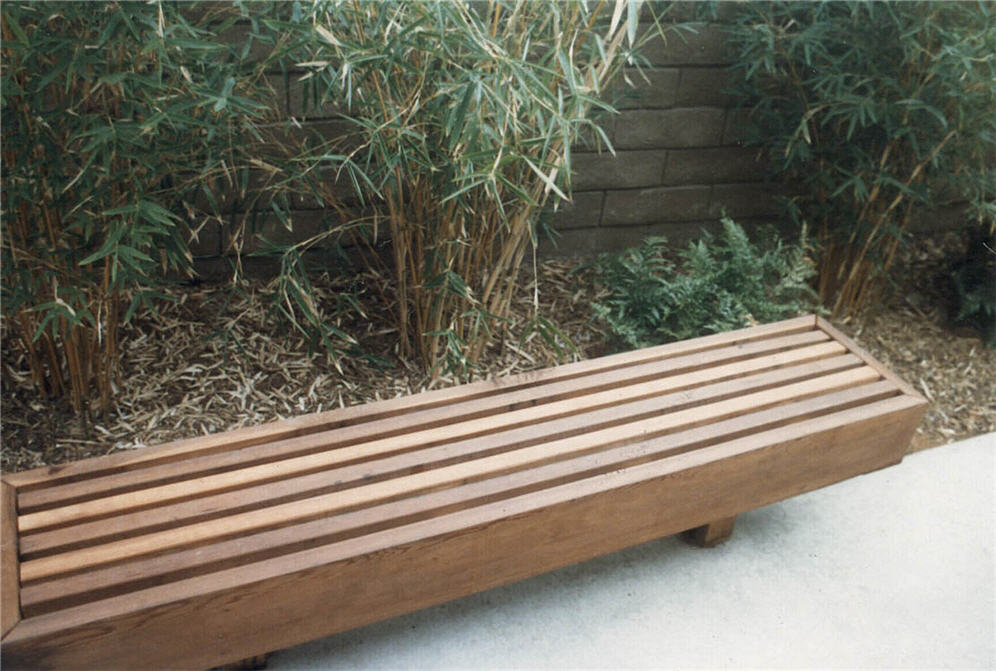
[592,218,818,349]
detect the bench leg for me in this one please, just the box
[219,653,270,670]
[685,516,736,548]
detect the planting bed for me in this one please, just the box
[1,233,992,473]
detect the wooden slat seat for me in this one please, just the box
[1,316,927,670]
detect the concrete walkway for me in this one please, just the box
[269,433,994,670]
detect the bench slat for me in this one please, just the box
[4,315,815,494]
[1,482,20,638]
[816,316,921,398]
[17,350,857,545]
[20,365,880,583]
[6,317,817,493]
[18,340,844,534]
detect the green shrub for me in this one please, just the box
[592,218,818,349]
[723,1,996,318]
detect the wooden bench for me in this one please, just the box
[1,315,927,670]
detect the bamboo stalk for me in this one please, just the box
[830,129,956,317]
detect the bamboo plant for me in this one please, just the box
[271,0,682,377]
[1,0,687,416]
[723,1,996,318]
[1,1,280,416]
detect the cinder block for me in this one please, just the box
[217,22,277,65]
[641,25,734,67]
[571,112,616,151]
[711,1,746,23]
[223,209,338,255]
[664,147,765,185]
[539,224,655,257]
[722,108,755,145]
[571,150,666,191]
[615,108,726,150]
[667,1,743,23]
[546,191,605,230]
[709,183,782,218]
[229,170,327,214]
[292,171,363,210]
[676,67,733,107]
[642,218,730,247]
[190,178,238,213]
[664,3,719,22]
[908,201,971,233]
[612,68,680,110]
[283,118,358,147]
[659,2,741,23]
[540,218,735,258]
[603,185,711,226]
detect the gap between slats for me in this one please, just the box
[19,381,902,617]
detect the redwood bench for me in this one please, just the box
[1,315,927,670]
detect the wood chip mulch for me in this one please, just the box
[2,234,992,473]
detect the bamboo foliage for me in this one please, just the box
[724,1,996,318]
[1,2,280,416]
[1,0,685,416]
[277,0,678,377]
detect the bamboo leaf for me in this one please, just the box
[627,0,643,48]
[609,0,626,38]
[5,14,30,45]
[524,158,568,201]
[314,23,343,48]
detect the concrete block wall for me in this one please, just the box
[195,13,775,267]
[192,8,972,276]
[542,22,779,257]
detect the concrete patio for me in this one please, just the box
[269,432,994,669]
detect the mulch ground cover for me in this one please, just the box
[2,232,992,473]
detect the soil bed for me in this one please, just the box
[2,233,992,473]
